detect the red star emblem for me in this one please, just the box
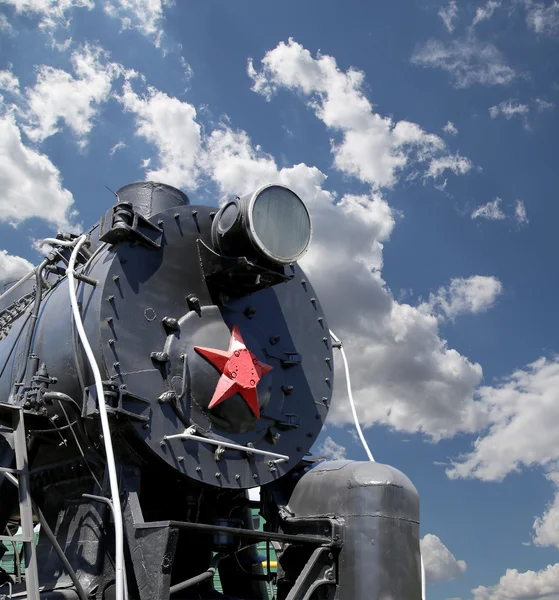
[194,325,272,418]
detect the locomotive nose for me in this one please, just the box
[211,184,312,265]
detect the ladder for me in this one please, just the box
[0,404,40,600]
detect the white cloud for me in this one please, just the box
[472,0,501,26]
[534,97,555,112]
[21,44,126,148]
[533,471,559,548]
[447,356,559,481]
[0,13,14,34]
[1,0,94,31]
[527,1,559,36]
[318,437,347,460]
[472,563,559,600]
[0,70,21,96]
[248,39,471,189]
[515,199,528,225]
[412,38,516,88]
[0,113,76,228]
[0,250,33,284]
[471,198,506,220]
[119,80,201,189]
[427,154,473,179]
[421,534,467,585]
[443,121,458,135]
[489,99,530,121]
[421,276,503,320]
[103,0,171,46]
[109,140,127,155]
[439,0,458,32]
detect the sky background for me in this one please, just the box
[1,0,559,598]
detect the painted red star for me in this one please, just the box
[194,325,272,418]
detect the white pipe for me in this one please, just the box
[0,269,35,304]
[67,235,124,600]
[39,238,78,248]
[329,330,374,462]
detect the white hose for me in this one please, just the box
[329,329,425,600]
[67,235,124,600]
[39,238,78,248]
[329,330,374,462]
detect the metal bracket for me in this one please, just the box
[99,202,163,249]
[84,382,150,422]
[197,240,292,294]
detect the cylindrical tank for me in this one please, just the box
[285,460,422,599]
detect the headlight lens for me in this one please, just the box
[212,184,312,265]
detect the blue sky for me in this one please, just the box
[1,0,559,598]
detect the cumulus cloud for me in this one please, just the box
[0,113,76,228]
[472,563,559,600]
[447,356,559,481]
[0,250,33,284]
[439,0,458,32]
[318,437,347,460]
[103,0,171,47]
[421,276,503,321]
[19,44,127,148]
[471,198,506,220]
[426,154,473,179]
[526,1,559,36]
[443,121,458,136]
[421,534,467,585]
[472,0,501,26]
[119,80,202,189]
[533,471,559,548]
[0,0,94,31]
[248,39,471,189]
[412,38,516,88]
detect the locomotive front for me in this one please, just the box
[0,181,423,600]
[0,181,332,489]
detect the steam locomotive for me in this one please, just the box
[0,182,422,599]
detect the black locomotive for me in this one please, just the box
[0,182,422,600]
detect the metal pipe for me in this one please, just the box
[164,429,290,463]
[169,554,222,596]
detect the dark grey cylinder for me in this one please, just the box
[116,181,190,218]
[287,460,422,600]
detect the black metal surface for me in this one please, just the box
[284,460,422,600]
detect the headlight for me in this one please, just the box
[211,184,312,265]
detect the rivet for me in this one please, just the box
[253,473,259,479]
[159,441,165,447]
[196,466,202,473]
[107,317,113,324]
[235,474,240,480]
[108,339,115,346]
[192,210,198,217]
[107,295,115,302]
[215,472,221,478]
[269,335,280,345]
[112,275,120,282]
[113,362,120,369]
[174,213,180,219]
[281,385,294,395]
[157,219,164,226]
[209,211,216,220]
[178,456,184,462]
[325,357,331,363]
[244,307,256,318]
